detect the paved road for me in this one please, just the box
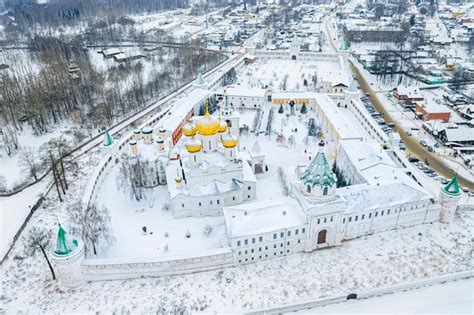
[324,15,473,191]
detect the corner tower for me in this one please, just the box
[439,174,463,223]
[50,224,85,288]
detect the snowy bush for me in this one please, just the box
[185,230,191,238]
[164,232,169,238]
[203,224,213,236]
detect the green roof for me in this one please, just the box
[300,148,336,188]
[442,174,462,196]
[195,72,206,85]
[104,128,113,147]
[54,225,78,256]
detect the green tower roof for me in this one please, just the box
[442,174,462,196]
[104,128,113,147]
[54,224,78,256]
[195,72,206,86]
[300,142,336,188]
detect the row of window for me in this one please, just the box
[236,228,305,247]
[317,216,334,225]
[238,250,291,263]
[342,203,428,224]
[238,240,302,255]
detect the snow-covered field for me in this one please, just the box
[302,278,474,314]
[235,58,347,91]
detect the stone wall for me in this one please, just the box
[82,248,234,281]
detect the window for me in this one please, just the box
[287,241,290,245]
[244,239,248,245]
[252,238,255,244]
[233,197,236,201]
[199,202,201,206]
[181,203,184,208]
[302,228,306,234]
[245,250,247,254]
[251,249,254,253]
[239,260,241,263]
[265,246,268,250]
[324,218,327,223]
[238,251,241,255]
[349,217,352,222]
[375,212,378,217]
[369,213,372,218]
[317,219,320,224]
[248,195,251,199]
[355,216,358,221]
[387,209,390,215]
[362,214,365,220]
[248,186,251,190]
[280,232,284,238]
[217,200,220,205]
[298,239,301,243]
[381,210,384,216]
[331,216,333,222]
[259,236,263,242]
[273,244,277,249]
[273,234,277,239]
[295,229,299,235]
[237,241,241,247]
[288,231,291,237]
[259,247,262,252]
[343,218,346,224]
[280,243,283,247]
[287,250,290,253]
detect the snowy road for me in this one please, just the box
[302,279,473,314]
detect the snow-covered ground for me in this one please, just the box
[301,278,474,314]
[95,166,227,259]
[0,123,73,190]
[235,58,346,91]
[0,179,50,259]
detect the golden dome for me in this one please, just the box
[185,136,202,153]
[196,100,219,136]
[221,130,238,148]
[182,120,197,137]
[218,119,228,133]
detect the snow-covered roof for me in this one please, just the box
[161,89,209,132]
[339,181,433,215]
[186,179,242,197]
[313,94,361,140]
[339,138,406,184]
[223,198,306,238]
[222,86,267,98]
[444,128,474,142]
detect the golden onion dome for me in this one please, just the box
[218,119,228,133]
[185,136,202,153]
[182,120,197,137]
[196,100,219,136]
[221,130,238,148]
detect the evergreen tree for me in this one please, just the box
[300,103,307,114]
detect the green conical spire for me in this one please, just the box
[54,224,78,256]
[340,41,349,51]
[300,141,336,188]
[443,174,462,196]
[104,128,113,147]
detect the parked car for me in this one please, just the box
[409,157,420,163]
[406,131,412,136]
[420,140,428,147]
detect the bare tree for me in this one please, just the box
[116,153,147,201]
[67,202,115,255]
[24,227,56,280]
[17,146,42,181]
